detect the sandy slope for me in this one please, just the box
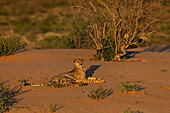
[0,46,170,113]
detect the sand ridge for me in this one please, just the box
[0,46,170,113]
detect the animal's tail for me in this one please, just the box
[30,83,45,86]
[21,82,46,87]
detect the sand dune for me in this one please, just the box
[0,45,170,113]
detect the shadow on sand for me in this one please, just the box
[86,65,101,78]
[15,49,30,54]
[0,80,30,112]
[126,44,170,59]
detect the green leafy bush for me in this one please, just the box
[160,69,168,72]
[49,103,58,113]
[119,81,141,94]
[82,86,112,101]
[55,12,93,49]
[0,29,22,57]
[55,36,74,49]
[94,39,116,61]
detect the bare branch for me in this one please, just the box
[71,6,92,12]
[102,22,107,39]
[98,7,108,20]
[90,26,99,49]
[83,0,161,61]
[88,2,97,12]
[138,19,161,37]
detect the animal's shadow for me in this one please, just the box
[86,65,101,78]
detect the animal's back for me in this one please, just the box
[51,59,86,83]
[29,59,104,87]
[51,72,79,82]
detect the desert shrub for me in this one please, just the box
[38,36,57,49]
[55,36,74,49]
[0,28,23,57]
[94,38,116,61]
[160,69,168,72]
[124,108,141,113]
[49,103,58,113]
[55,15,63,33]
[55,15,93,49]
[71,17,91,49]
[75,0,161,61]
[119,81,142,94]
[38,35,74,49]
[54,1,94,49]
[82,86,112,101]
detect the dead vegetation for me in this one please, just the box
[76,0,161,61]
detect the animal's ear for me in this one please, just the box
[81,59,84,62]
[73,59,77,62]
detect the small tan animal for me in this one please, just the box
[51,59,86,83]
[30,59,104,87]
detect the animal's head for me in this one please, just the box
[74,59,85,70]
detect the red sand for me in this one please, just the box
[0,46,170,113]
